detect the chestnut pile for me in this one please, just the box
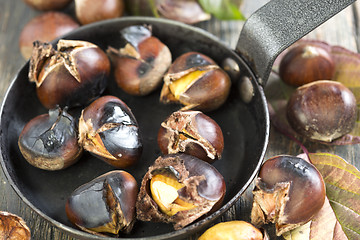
[17,24,231,237]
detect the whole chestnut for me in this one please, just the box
[279,44,335,86]
[78,95,142,168]
[75,0,125,25]
[66,170,138,235]
[19,12,80,59]
[22,0,72,11]
[286,80,357,142]
[157,110,224,163]
[198,221,266,240]
[251,155,326,236]
[18,107,82,171]
[0,211,31,240]
[160,52,231,112]
[107,25,172,96]
[28,39,110,109]
[136,154,226,230]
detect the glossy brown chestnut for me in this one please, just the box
[75,0,125,25]
[28,39,110,109]
[66,170,138,235]
[0,211,31,240]
[279,44,335,86]
[19,12,80,59]
[160,52,231,112]
[107,25,172,96]
[136,154,226,230]
[18,107,82,171]
[22,0,72,11]
[157,110,224,163]
[251,155,326,236]
[198,221,267,240]
[286,80,357,142]
[78,95,142,168]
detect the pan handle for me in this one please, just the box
[236,0,356,86]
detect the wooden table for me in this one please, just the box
[0,0,359,239]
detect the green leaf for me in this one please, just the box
[198,0,246,20]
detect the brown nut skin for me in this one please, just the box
[18,107,82,171]
[75,0,125,25]
[66,170,138,236]
[279,44,335,86]
[19,12,80,59]
[157,110,224,163]
[107,25,172,96]
[22,0,72,11]
[286,80,357,142]
[28,39,110,109]
[251,155,326,236]
[0,211,31,240]
[198,221,265,240]
[160,52,231,112]
[136,154,226,230]
[78,95,142,168]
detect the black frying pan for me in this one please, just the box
[0,0,355,239]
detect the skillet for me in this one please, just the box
[0,0,356,239]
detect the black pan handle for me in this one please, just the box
[236,0,356,86]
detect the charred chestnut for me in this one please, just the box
[287,80,357,142]
[75,0,125,25]
[78,95,142,168]
[279,44,335,86]
[157,110,224,163]
[18,107,82,171]
[0,211,31,240]
[107,25,172,96]
[19,12,79,59]
[28,39,110,109]
[160,52,231,112]
[251,155,326,236]
[66,170,138,235]
[136,154,226,230]
[199,221,267,240]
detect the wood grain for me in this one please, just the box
[0,0,359,239]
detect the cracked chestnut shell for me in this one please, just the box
[136,154,226,230]
[157,110,224,163]
[66,170,138,236]
[28,39,110,109]
[279,44,335,86]
[160,52,231,112]
[0,211,31,240]
[107,25,172,96]
[18,107,82,171]
[78,95,142,168]
[287,80,357,142]
[251,155,326,236]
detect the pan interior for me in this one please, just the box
[0,18,269,239]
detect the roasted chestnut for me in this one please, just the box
[75,0,125,25]
[66,170,138,235]
[22,0,72,11]
[136,154,226,230]
[157,110,224,163]
[78,95,142,168]
[107,25,172,96]
[0,211,31,240]
[19,12,80,59]
[287,80,357,142]
[279,43,335,86]
[198,221,266,240]
[18,107,82,171]
[251,155,326,236]
[28,39,110,109]
[160,52,231,112]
